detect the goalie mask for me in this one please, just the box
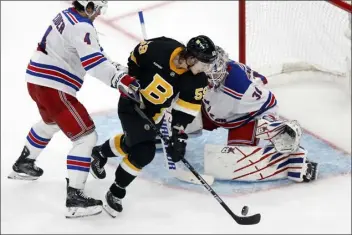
[77,0,108,17]
[206,46,229,88]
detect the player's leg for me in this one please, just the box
[206,114,318,182]
[8,83,60,180]
[42,88,102,218]
[90,132,128,179]
[103,98,160,217]
[227,120,259,146]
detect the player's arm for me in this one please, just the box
[232,60,268,86]
[172,73,208,129]
[72,23,133,89]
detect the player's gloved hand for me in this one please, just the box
[166,125,188,163]
[111,71,141,101]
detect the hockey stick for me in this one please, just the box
[137,10,214,185]
[119,86,261,225]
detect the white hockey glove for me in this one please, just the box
[256,118,302,153]
[110,62,141,102]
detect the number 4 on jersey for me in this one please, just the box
[84,33,91,45]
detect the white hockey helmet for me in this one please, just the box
[205,46,229,88]
[77,0,108,16]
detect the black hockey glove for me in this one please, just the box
[166,126,188,163]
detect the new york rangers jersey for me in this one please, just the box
[202,61,277,129]
[25,7,119,96]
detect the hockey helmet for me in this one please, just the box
[77,0,108,15]
[186,35,217,63]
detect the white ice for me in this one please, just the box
[1,1,351,234]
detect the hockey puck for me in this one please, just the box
[241,206,249,216]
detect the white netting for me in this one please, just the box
[245,1,351,85]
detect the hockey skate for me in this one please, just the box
[90,145,107,179]
[303,160,319,182]
[103,190,123,218]
[8,146,43,181]
[66,184,103,218]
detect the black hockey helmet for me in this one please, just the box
[186,35,217,63]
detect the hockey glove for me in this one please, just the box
[166,126,188,163]
[111,72,141,101]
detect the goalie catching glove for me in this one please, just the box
[166,125,188,162]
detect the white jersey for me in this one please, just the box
[202,61,277,129]
[25,7,120,96]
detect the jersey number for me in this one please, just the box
[84,33,91,45]
[194,88,205,101]
[138,41,151,55]
[140,74,173,105]
[252,87,262,100]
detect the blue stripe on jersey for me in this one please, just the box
[80,52,103,62]
[29,61,83,84]
[26,70,80,91]
[85,57,107,71]
[220,87,242,100]
[68,8,93,25]
[62,10,75,25]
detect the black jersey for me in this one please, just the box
[127,36,208,128]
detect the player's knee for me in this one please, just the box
[72,130,97,149]
[33,120,60,138]
[128,141,156,169]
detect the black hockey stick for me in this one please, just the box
[119,87,261,225]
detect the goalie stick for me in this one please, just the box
[119,85,261,225]
[137,10,214,185]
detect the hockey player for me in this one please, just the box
[90,35,217,217]
[182,46,319,183]
[7,0,138,218]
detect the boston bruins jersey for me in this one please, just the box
[127,36,208,128]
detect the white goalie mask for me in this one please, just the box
[77,0,108,16]
[205,46,229,88]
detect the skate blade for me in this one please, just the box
[7,171,39,181]
[65,205,103,219]
[103,203,120,218]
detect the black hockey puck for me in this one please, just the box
[241,206,249,216]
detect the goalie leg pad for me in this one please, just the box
[204,144,310,182]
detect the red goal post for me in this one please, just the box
[238,0,351,92]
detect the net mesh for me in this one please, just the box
[245,1,351,78]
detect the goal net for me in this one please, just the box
[240,1,351,94]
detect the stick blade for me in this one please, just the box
[234,213,261,225]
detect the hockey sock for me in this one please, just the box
[110,157,140,198]
[24,121,60,160]
[67,132,97,189]
[107,134,128,158]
